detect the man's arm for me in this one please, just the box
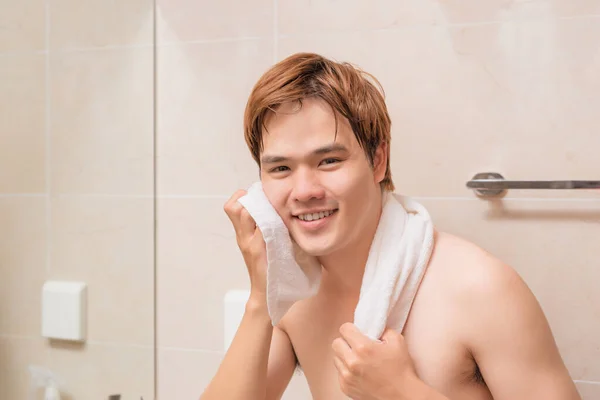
[200,300,297,400]
[461,252,581,400]
[266,325,299,400]
[205,191,298,400]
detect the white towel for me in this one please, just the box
[237,181,434,340]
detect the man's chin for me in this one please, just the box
[290,231,337,257]
[295,241,335,258]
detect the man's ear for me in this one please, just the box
[373,142,388,184]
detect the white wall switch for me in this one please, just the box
[42,281,87,341]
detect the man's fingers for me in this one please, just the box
[332,354,345,374]
[223,190,255,237]
[331,336,353,360]
[381,327,399,343]
[238,208,258,238]
[224,190,247,220]
[339,323,372,350]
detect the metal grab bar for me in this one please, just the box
[467,172,600,197]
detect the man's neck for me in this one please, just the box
[318,249,369,297]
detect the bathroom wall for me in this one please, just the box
[0,1,155,399]
[155,1,600,399]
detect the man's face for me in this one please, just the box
[259,98,386,257]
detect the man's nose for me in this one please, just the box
[292,169,325,203]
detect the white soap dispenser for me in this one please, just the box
[28,365,63,400]
[44,384,61,400]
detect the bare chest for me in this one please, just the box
[284,294,491,400]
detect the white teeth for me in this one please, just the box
[298,210,334,221]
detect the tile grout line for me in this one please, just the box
[0,333,154,349]
[0,45,154,58]
[159,36,267,47]
[44,0,53,370]
[48,43,154,53]
[153,0,159,397]
[413,196,600,202]
[574,380,600,385]
[0,194,154,198]
[0,194,47,197]
[0,11,598,58]
[1,12,600,58]
[86,340,154,349]
[277,13,600,39]
[273,0,278,63]
[0,334,39,340]
[0,50,47,57]
[151,12,600,48]
[1,194,597,202]
[44,0,50,276]
[158,346,224,354]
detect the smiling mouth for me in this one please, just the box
[295,209,338,222]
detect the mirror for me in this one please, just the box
[0,1,156,399]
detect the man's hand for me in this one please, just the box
[224,189,268,305]
[332,323,434,400]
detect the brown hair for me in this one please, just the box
[243,52,394,191]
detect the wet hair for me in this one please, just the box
[243,52,394,191]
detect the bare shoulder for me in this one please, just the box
[429,231,580,399]
[428,229,543,330]
[427,230,525,300]
[425,230,545,348]
[431,229,545,328]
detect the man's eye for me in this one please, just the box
[321,158,341,165]
[270,166,290,173]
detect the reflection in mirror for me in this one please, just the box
[152,2,599,400]
[0,1,156,399]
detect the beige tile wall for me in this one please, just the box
[0,1,155,399]
[156,1,600,400]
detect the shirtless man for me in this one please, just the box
[201,53,581,400]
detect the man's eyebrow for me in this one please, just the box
[313,143,349,155]
[261,143,349,164]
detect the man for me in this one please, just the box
[201,53,581,400]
